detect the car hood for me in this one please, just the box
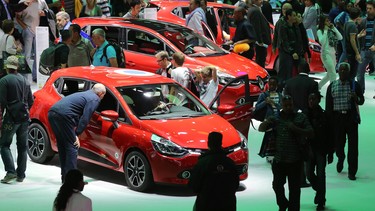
[193,53,268,79]
[140,115,241,149]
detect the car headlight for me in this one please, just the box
[217,70,244,86]
[309,42,321,53]
[151,134,188,157]
[237,130,248,150]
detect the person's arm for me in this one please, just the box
[287,114,314,138]
[109,58,118,67]
[211,67,217,83]
[258,117,275,132]
[76,98,100,136]
[5,36,17,55]
[106,45,118,67]
[325,83,333,114]
[349,24,361,61]
[332,26,343,40]
[16,13,27,30]
[27,85,34,109]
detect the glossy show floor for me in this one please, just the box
[0,73,374,211]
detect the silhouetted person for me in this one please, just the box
[189,131,239,211]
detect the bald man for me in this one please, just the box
[48,83,106,182]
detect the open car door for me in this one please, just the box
[209,75,252,136]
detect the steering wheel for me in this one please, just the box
[146,102,176,115]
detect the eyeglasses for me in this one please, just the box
[156,58,164,63]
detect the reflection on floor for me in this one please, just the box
[1,73,375,210]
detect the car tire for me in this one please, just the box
[124,151,153,192]
[27,123,55,163]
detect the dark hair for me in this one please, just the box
[208,132,223,151]
[194,0,201,7]
[2,19,14,34]
[318,15,328,31]
[69,23,81,34]
[367,0,375,8]
[348,7,361,20]
[298,60,310,73]
[130,0,141,8]
[54,169,84,211]
[269,76,278,83]
[285,9,295,20]
[60,29,72,42]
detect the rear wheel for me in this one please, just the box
[27,123,55,163]
[124,151,153,192]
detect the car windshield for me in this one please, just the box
[158,27,226,57]
[117,83,211,120]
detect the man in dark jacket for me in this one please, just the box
[0,56,33,184]
[306,92,334,211]
[48,83,106,182]
[189,132,239,211]
[259,95,313,211]
[326,62,364,181]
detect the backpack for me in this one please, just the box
[39,43,64,76]
[100,42,126,68]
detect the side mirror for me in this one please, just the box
[100,110,119,129]
[217,104,235,115]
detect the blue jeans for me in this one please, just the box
[22,27,36,81]
[0,114,29,178]
[356,50,375,93]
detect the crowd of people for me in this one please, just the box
[0,0,374,210]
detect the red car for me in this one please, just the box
[73,17,269,135]
[27,67,249,191]
[148,1,324,72]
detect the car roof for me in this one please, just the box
[74,17,187,32]
[51,66,173,87]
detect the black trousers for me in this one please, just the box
[255,45,267,68]
[272,161,302,211]
[48,110,78,181]
[347,55,358,81]
[333,111,358,176]
[306,151,327,205]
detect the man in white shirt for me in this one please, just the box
[198,66,218,106]
[171,52,190,88]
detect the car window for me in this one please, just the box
[59,79,87,96]
[117,84,211,120]
[95,89,128,122]
[89,26,124,47]
[127,29,164,55]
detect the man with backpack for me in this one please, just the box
[91,28,118,67]
[68,24,93,67]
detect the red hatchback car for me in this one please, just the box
[73,17,269,135]
[27,67,249,191]
[148,0,324,72]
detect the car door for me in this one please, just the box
[79,85,126,169]
[209,75,252,136]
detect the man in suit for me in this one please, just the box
[284,61,318,188]
[247,0,272,68]
[284,61,318,114]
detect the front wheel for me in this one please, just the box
[27,122,55,163]
[124,151,153,192]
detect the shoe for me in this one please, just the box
[16,177,25,182]
[1,174,17,184]
[316,204,325,211]
[336,160,344,173]
[301,182,312,188]
[348,174,356,180]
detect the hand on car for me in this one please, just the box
[74,136,80,148]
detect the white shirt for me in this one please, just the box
[200,79,219,106]
[0,34,17,59]
[171,66,190,88]
[186,9,204,34]
[53,192,92,211]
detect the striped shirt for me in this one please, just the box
[96,0,111,17]
[365,18,374,49]
[331,80,351,111]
